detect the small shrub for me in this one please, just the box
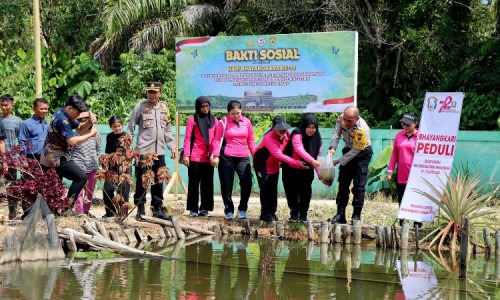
[96,135,172,223]
[415,172,498,252]
[0,146,71,214]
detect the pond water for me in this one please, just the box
[0,236,498,299]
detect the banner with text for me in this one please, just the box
[398,92,464,222]
[175,32,358,113]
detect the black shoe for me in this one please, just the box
[329,214,347,224]
[260,215,273,222]
[62,209,84,217]
[152,207,172,221]
[289,215,299,222]
[199,210,209,217]
[134,203,146,221]
[299,216,308,223]
[351,206,362,223]
[352,214,361,222]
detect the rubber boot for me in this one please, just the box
[329,205,347,224]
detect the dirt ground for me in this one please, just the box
[0,190,403,253]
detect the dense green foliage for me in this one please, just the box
[0,0,498,129]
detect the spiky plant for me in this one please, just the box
[415,172,498,252]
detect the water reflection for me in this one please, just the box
[0,237,498,299]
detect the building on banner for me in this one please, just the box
[175,32,358,113]
[398,92,464,223]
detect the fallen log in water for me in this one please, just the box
[61,228,164,259]
[80,220,104,239]
[140,215,215,236]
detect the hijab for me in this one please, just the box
[284,114,321,160]
[194,96,215,150]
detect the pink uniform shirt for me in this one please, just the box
[388,130,418,184]
[213,115,256,158]
[183,116,220,163]
[254,131,303,174]
[290,134,322,178]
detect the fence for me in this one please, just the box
[93,125,500,199]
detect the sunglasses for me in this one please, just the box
[401,123,412,127]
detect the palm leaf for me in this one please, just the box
[131,17,188,52]
[414,171,498,251]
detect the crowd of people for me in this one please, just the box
[182,95,415,224]
[0,81,419,226]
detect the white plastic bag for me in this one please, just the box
[318,156,335,186]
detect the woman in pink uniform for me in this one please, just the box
[282,114,322,222]
[183,96,219,217]
[387,111,422,227]
[253,115,308,222]
[212,100,256,220]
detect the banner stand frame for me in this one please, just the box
[163,111,187,201]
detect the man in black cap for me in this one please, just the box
[127,81,177,221]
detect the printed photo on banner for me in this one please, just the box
[175,32,358,113]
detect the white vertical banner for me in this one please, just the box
[397,92,464,222]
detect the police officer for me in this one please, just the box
[127,81,177,221]
[327,106,373,224]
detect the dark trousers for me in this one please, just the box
[336,146,373,208]
[103,173,131,216]
[256,172,279,218]
[134,155,165,208]
[5,168,18,218]
[397,182,422,226]
[55,157,88,204]
[282,165,314,218]
[218,155,252,214]
[397,183,406,206]
[187,161,214,212]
